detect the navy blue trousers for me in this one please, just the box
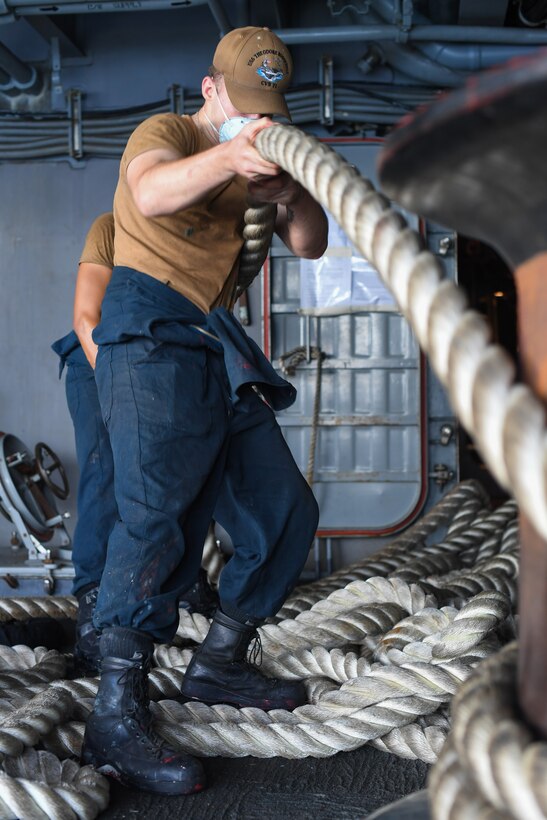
[93,336,318,642]
[65,358,117,596]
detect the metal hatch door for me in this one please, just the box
[262,139,426,536]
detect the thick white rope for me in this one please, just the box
[200,524,225,589]
[0,672,108,819]
[0,484,519,817]
[0,599,76,621]
[274,481,489,621]
[1,749,109,820]
[254,124,547,541]
[236,197,277,297]
[429,644,547,820]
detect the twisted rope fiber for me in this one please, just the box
[0,750,109,820]
[0,488,519,815]
[0,679,107,819]
[278,345,326,486]
[200,525,225,589]
[439,499,518,568]
[0,598,77,622]
[237,197,276,296]
[0,649,107,818]
[371,590,511,667]
[150,507,518,759]
[275,481,489,622]
[254,124,547,543]
[0,649,66,692]
[150,646,493,759]
[15,654,467,761]
[174,575,436,655]
[0,490,520,804]
[428,644,547,820]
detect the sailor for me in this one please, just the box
[81,26,328,794]
[52,213,219,674]
[52,213,118,673]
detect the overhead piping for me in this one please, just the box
[0,0,544,49]
[207,0,232,37]
[0,40,42,96]
[415,41,536,70]
[273,25,547,46]
[370,0,539,71]
[0,83,439,161]
[362,4,466,87]
[0,0,211,16]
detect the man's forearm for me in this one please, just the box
[73,262,112,369]
[74,313,99,368]
[130,144,236,217]
[128,119,281,218]
[278,187,329,259]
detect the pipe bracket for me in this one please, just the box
[67,88,83,160]
[319,55,334,126]
[0,0,15,20]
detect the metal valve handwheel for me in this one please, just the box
[34,442,70,500]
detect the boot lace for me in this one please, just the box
[121,658,167,759]
[246,630,263,667]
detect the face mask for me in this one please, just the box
[203,87,255,142]
[219,116,255,142]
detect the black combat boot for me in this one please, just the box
[81,626,205,795]
[179,569,219,618]
[180,610,307,711]
[74,584,101,675]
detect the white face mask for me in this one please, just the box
[219,116,255,142]
[203,88,255,142]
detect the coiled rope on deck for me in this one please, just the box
[0,480,523,816]
[428,644,547,820]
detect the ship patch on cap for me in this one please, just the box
[250,52,288,86]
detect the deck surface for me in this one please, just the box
[99,746,428,819]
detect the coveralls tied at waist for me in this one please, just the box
[91,266,296,411]
[51,329,88,375]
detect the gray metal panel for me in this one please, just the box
[0,159,118,546]
[268,140,424,533]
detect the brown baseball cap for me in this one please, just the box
[212,27,292,120]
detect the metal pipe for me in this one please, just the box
[376,39,463,85]
[418,42,536,71]
[0,40,42,95]
[4,0,210,13]
[371,0,541,70]
[1,0,546,57]
[0,40,35,85]
[207,0,232,37]
[273,25,547,46]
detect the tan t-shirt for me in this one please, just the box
[113,114,248,314]
[80,212,115,267]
